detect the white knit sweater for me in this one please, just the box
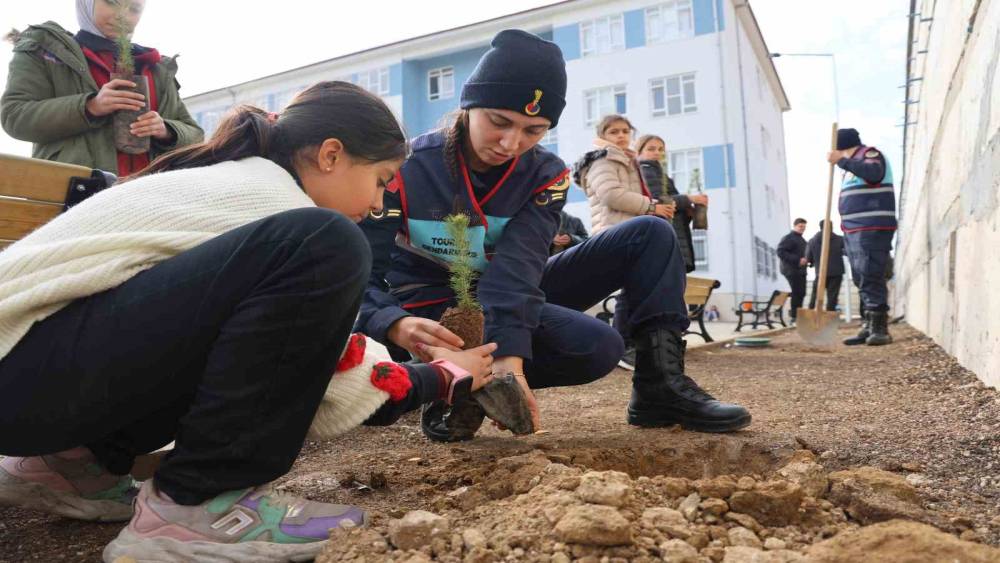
[0,157,315,360]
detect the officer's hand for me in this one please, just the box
[826,150,843,164]
[690,194,709,206]
[553,233,571,246]
[417,342,497,391]
[388,317,464,360]
[85,79,146,117]
[799,257,808,266]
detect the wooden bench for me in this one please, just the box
[596,275,722,342]
[734,290,789,332]
[0,153,115,249]
[683,276,722,342]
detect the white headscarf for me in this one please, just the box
[76,0,104,38]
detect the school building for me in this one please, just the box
[183,0,791,314]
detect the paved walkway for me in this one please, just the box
[685,320,783,348]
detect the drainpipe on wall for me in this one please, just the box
[713,0,740,302]
[733,0,759,298]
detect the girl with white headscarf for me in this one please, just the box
[1,0,203,175]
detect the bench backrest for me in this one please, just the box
[0,154,108,249]
[684,275,720,307]
[771,291,790,309]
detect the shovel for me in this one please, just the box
[797,122,841,346]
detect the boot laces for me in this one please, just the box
[673,374,717,402]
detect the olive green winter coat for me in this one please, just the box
[1,21,203,172]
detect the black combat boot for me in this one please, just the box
[618,337,636,371]
[420,397,485,442]
[865,311,893,346]
[843,312,870,345]
[628,328,751,432]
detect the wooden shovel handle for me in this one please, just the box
[815,122,838,312]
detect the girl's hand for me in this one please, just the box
[85,79,145,117]
[653,203,676,220]
[131,111,172,140]
[418,342,497,391]
[389,317,464,361]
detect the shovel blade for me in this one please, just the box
[796,309,840,347]
[472,374,535,435]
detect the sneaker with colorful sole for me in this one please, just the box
[103,480,367,563]
[0,451,137,522]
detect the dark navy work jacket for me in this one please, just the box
[356,130,570,359]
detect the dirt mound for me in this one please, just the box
[316,448,994,563]
[806,519,1000,562]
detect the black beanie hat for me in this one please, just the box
[836,128,862,150]
[461,29,567,128]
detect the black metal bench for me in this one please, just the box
[734,290,789,332]
[596,275,722,342]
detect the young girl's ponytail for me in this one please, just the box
[129,81,408,182]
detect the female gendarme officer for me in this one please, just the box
[357,30,750,442]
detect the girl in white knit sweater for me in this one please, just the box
[0,81,496,563]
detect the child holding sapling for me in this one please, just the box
[1,0,203,176]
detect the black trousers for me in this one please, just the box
[809,275,843,311]
[0,209,371,505]
[783,272,807,319]
[403,216,690,389]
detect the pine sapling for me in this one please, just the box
[113,0,135,76]
[438,213,484,349]
[444,213,481,312]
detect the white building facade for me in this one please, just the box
[184,0,791,313]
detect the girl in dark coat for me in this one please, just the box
[635,134,707,273]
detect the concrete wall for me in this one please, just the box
[898,0,1000,387]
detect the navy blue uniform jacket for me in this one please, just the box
[356,130,571,359]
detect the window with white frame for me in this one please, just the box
[198,110,222,137]
[540,128,558,147]
[667,148,702,194]
[692,229,708,269]
[583,85,628,126]
[650,73,697,116]
[754,237,769,278]
[357,67,390,96]
[580,14,625,57]
[645,1,694,44]
[763,183,774,218]
[428,67,454,101]
[769,247,778,280]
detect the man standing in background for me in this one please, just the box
[806,219,845,311]
[777,218,808,325]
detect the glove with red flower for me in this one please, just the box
[308,333,413,439]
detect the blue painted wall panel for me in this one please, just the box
[401,45,490,137]
[624,9,646,49]
[389,63,402,96]
[553,24,581,61]
[693,0,723,36]
[702,144,735,189]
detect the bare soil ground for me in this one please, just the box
[3,323,1000,562]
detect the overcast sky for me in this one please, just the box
[0,1,906,235]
